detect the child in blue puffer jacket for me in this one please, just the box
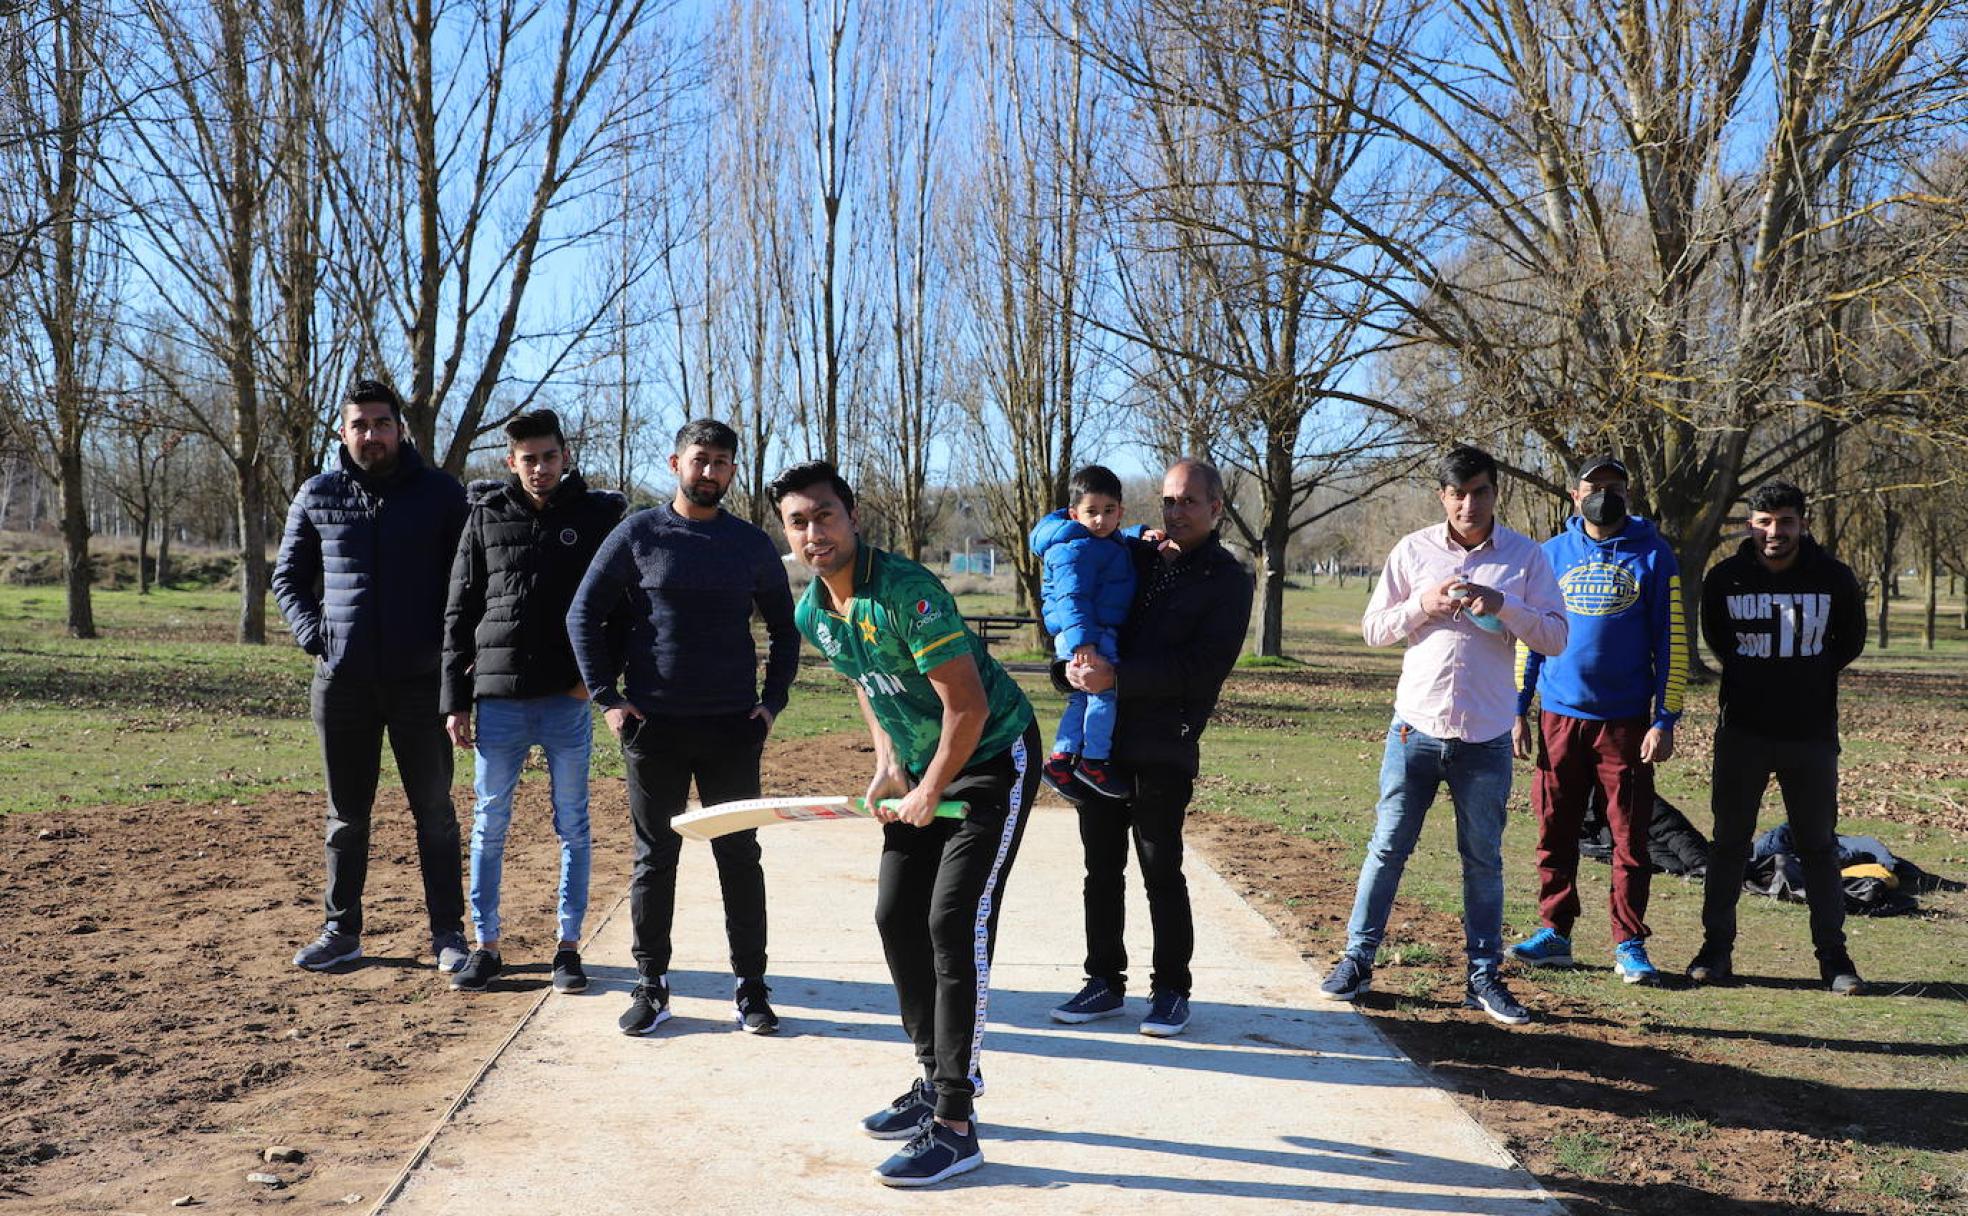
[1029,464,1137,799]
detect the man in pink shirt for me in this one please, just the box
[1319,446,1567,1025]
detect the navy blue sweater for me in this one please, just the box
[273,444,467,680]
[565,504,800,717]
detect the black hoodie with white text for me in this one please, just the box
[1699,535,1865,741]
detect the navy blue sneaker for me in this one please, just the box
[861,1079,934,1140]
[1319,955,1372,1002]
[1139,990,1190,1037]
[1464,969,1531,1026]
[1050,977,1124,1023]
[873,1119,983,1187]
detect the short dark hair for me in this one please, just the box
[346,378,403,421]
[1745,480,1807,516]
[505,408,565,449]
[1070,464,1124,503]
[1437,445,1498,489]
[767,460,856,514]
[675,418,739,455]
[1168,457,1225,503]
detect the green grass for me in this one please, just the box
[1550,1130,1617,1178]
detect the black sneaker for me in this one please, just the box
[861,1079,935,1140]
[735,976,780,1034]
[1821,955,1866,996]
[449,948,502,992]
[1319,955,1372,1001]
[873,1118,983,1187]
[1464,969,1531,1026]
[1139,990,1190,1037]
[551,948,588,994]
[1686,945,1734,985]
[1050,977,1125,1023]
[292,929,362,971]
[618,976,671,1035]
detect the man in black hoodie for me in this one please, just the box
[1051,458,1253,1038]
[440,410,626,995]
[1696,480,1867,994]
[275,379,469,975]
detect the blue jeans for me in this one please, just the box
[1053,632,1118,759]
[1344,718,1513,973]
[469,694,594,946]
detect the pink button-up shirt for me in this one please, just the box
[1364,522,1568,742]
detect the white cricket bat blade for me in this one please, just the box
[672,796,873,841]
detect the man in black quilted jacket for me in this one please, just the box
[1051,458,1253,1038]
[274,379,470,975]
[439,410,626,995]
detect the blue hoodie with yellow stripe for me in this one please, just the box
[1515,515,1687,729]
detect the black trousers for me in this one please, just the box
[313,670,464,939]
[875,722,1041,1122]
[1704,722,1849,969]
[620,711,769,980]
[1076,764,1196,997]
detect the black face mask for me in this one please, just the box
[1581,490,1626,527]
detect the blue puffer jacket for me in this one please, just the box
[273,443,468,681]
[1029,508,1137,653]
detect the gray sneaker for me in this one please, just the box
[434,933,470,974]
[293,929,362,971]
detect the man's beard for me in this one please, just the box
[352,443,398,475]
[682,480,727,508]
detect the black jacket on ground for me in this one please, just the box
[1094,533,1253,777]
[274,443,467,681]
[1700,535,1865,741]
[440,472,626,715]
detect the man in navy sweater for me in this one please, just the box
[566,419,801,1035]
[1510,455,1687,985]
[275,380,469,975]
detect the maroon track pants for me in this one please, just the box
[1532,712,1653,943]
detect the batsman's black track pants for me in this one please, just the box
[876,721,1041,1122]
[619,710,770,981]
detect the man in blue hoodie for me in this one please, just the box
[1509,455,1687,984]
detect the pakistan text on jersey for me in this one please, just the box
[1725,592,1832,659]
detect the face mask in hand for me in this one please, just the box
[1581,489,1626,527]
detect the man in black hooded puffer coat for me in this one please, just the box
[441,409,626,995]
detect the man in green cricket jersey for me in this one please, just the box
[769,460,1041,1189]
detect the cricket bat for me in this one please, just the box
[671,796,969,841]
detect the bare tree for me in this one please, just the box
[0,0,122,637]
[325,0,683,472]
[959,0,1107,635]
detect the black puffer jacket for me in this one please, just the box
[274,443,467,680]
[1056,533,1253,777]
[440,471,626,714]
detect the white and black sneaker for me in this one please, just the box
[735,977,780,1034]
[619,976,672,1035]
[449,948,502,992]
[861,1079,935,1140]
[551,948,588,994]
[292,929,362,971]
[1463,969,1531,1026]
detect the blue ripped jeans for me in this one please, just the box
[1343,718,1513,975]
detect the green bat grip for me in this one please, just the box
[859,798,968,819]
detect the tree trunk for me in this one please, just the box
[59,449,96,637]
[1875,503,1898,649]
[1923,519,1938,650]
[236,460,268,643]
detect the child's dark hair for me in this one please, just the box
[505,409,565,449]
[1069,464,1124,503]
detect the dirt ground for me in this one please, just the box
[2,728,1959,1214]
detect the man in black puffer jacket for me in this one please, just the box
[274,379,469,975]
[440,410,626,995]
[1051,458,1253,1038]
